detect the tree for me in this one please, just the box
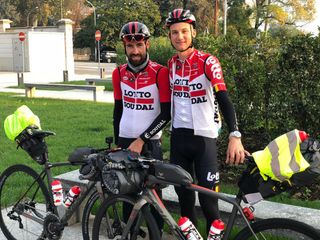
[75,0,161,48]
[0,0,18,24]
[247,0,316,30]
[227,0,254,36]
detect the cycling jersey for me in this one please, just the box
[112,60,171,141]
[168,49,227,138]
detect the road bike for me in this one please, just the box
[88,149,320,240]
[0,128,111,240]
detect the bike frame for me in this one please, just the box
[18,160,105,227]
[121,175,259,240]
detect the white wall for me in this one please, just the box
[28,32,65,82]
[0,19,75,83]
[0,33,14,71]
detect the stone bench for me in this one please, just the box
[55,170,320,230]
[24,83,104,102]
[85,78,111,85]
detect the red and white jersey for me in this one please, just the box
[168,49,227,138]
[113,60,170,139]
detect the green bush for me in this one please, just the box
[115,33,320,152]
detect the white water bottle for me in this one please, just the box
[178,217,203,240]
[51,180,63,206]
[207,219,225,240]
[63,186,81,208]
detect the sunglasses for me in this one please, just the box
[122,34,145,42]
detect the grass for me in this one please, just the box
[0,92,115,176]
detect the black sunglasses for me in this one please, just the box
[122,34,145,42]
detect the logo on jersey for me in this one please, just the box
[123,90,154,110]
[144,133,151,139]
[206,56,222,80]
[207,172,219,182]
[189,83,208,104]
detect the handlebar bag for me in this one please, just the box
[101,150,145,194]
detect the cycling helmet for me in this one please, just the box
[119,21,151,42]
[165,9,196,28]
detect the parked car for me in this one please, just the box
[100,50,117,63]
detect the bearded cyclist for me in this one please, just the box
[112,21,171,233]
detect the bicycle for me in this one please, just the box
[0,127,113,240]
[89,149,320,240]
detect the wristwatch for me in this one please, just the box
[229,131,242,139]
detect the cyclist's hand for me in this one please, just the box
[225,137,248,165]
[127,137,144,154]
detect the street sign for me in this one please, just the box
[95,30,101,41]
[18,32,26,42]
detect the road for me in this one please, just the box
[74,61,116,77]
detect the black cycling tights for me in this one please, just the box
[170,128,220,232]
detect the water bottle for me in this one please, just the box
[178,217,203,240]
[207,219,225,240]
[298,130,309,142]
[63,185,81,208]
[51,180,63,206]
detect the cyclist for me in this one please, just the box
[165,9,247,232]
[112,21,171,233]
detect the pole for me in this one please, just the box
[86,0,97,61]
[214,0,219,36]
[223,0,227,35]
[18,41,25,86]
[61,0,63,19]
[97,40,101,78]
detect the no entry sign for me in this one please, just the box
[95,30,101,41]
[18,32,26,42]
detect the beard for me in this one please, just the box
[127,53,147,67]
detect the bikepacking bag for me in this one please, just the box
[239,130,320,198]
[153,162,193,186]
[238,158,291,199]
[4,105,48,164]
[79,149,146,194]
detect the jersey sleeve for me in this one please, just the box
[112,68,122,100]
[204,56,227,93]
[156,67,171,103]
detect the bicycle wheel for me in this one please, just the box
[0,164,52,240]
[82,190,106,240]
[234,218,320,240]
[92,194,161,240]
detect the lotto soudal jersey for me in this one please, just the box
[113,60,170,139]
[168,49,227,138]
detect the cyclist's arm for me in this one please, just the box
[112,68,123,145]
[205,55,245,164]
[215,91,238,132]
[204,55,238,132]
[140,67,171,142]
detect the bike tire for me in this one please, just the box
[82,190,106,240]
[234,218,320,240]
[0,164,52,240]
[92,194,161,240]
